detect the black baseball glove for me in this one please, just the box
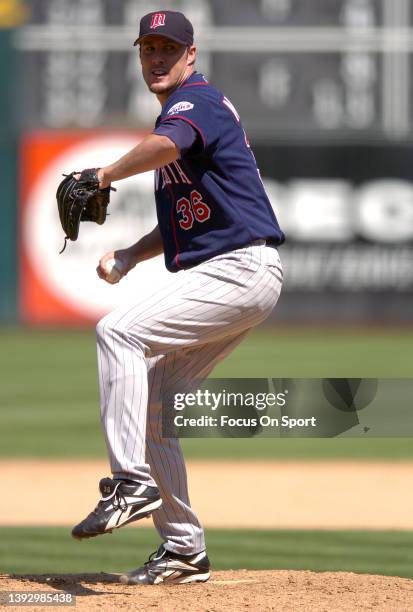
[56,168,114,253]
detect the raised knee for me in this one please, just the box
[96,314,111,341]
[96,313,127,343]
[96,313,146,355]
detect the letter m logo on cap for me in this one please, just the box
[150,13,166,29]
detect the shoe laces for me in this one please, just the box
[96,481,128,513]
[145,546,166,566]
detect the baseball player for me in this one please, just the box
[71,10,285,585]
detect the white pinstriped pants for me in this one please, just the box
[96,242,283,555]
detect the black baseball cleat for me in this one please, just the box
[71,477,162,540]
[119,544,211,585]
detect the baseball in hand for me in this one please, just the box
[104,257,124,283]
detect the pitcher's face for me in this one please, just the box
[140,35,196,102]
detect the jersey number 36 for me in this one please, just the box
[176,190,211,230]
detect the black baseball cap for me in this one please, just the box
[133,10,194,47]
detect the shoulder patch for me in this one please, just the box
[167,101,195,115]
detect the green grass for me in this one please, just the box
[0,327,412,459]
[1,527,412,579]
[216,327,413,378]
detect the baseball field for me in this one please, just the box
[1,326,413,610]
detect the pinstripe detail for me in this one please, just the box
[152,332,250,554]
[146,361,201,553]
[112,326,118,462]
[117,331,127,462]
[146,356,195,547]
[122,247,256,343]
[122,342,136,460]
[133,251,275,351]
[95,244,282,554]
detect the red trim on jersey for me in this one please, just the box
[166,181,182,269]
[162,115,206,149]
[181,82,209,88]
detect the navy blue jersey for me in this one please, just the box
[152,72,285,272]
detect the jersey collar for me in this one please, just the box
[159,72,209,116]
[178,71,209,89]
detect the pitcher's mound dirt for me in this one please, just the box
[1,570,412,611]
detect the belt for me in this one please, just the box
[250,239,277,249]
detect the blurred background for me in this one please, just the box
[1,0,413,325]
[1,0,413,580]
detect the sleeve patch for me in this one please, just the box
[167,101,195,115]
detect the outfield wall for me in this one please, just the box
[16,134,413,325]
[254,144,413,324]
[0,22,21,323]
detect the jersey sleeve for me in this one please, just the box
[160,92,218,152]
[153,118,201,156]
